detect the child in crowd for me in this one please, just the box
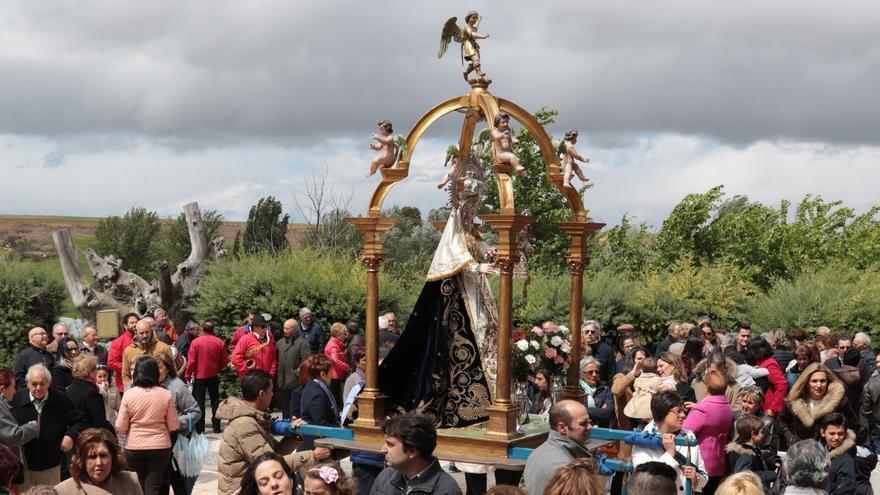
[725,415,779,491]
[302,462,355,495]
[96,365,120,424]
[727,352,769,389]
[819,413,857,495]
[623,357,676,421]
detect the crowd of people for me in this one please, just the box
[1,308,879,495]
[517,319,880,495]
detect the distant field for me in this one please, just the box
[0,214,310,252]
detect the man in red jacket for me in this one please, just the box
[228,309,258,353]
[185,320,228,433]
[107,312,139,393]
[231,314,276,379]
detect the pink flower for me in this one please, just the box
[554,355,564,365]
[544,347,558,359]
[532,326,544,337]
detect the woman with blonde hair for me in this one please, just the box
[715,471,764,495]
[324,322,351,408]
[65,355,115,433]
[541,458,604,495]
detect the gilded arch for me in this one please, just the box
[366,87,586,221]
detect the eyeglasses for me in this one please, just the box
[582,370,600,375]
[669,407,688,417]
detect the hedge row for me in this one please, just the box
[0,261,66,367]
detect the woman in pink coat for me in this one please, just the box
[324,322,351,407]
[682,370,733,495]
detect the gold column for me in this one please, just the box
[556,222,605,401]
[481,213,534,439]
[347,216,397,426]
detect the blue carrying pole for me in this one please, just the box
[271,419,355,440]
[509,427,698,495]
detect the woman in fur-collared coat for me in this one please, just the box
[777,362,858,449]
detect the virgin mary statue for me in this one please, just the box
[378,159,499,428]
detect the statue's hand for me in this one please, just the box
[479,263,499,275]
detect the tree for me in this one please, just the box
[54,202,213,326]
[94,207,161,278]
[382,205,442,273]
[234,196,290,256]
[480,107,585,273]
[292,165,361,254]
[160,209,224,268]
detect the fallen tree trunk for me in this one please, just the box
[53,201,216,328]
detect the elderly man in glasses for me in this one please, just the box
[13,328,55,390]
[581,320,615,385]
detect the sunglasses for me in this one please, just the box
[582,369,600,375]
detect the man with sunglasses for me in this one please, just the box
[581,320,614,385]
[523,400,593,495]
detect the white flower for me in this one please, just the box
[561,343,571,354]
[530,340,540,350]
[516,340,529,352]
[557,325,570,336]
[550,335,563,347]
[525,354,537,364]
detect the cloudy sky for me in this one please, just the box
[1,1,878,228]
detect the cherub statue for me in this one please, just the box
[491,113,527,177]
[437,128,492,189]
[437,145,460,189]
[558,129,590,187]
[367,120,407,177]
[438,11,490,83]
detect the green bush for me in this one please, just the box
[0,261,65,367]
[190,249,419,339]
[747,263,880,335]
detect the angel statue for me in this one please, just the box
[437,145,460,189]
[367,120,407,177]
[436,128,492,189]
[379,156,501,429]
[558,129,590,187]
[438,11,491,83]
[492,113,527,177]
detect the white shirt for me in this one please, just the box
[631,420,708,493]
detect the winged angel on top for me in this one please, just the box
[438,11,490,84]
[367,120,407,177]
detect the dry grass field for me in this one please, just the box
[0,214,310,255]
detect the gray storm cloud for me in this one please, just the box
[0,0,878,148]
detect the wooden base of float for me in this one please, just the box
[348,417,548,463]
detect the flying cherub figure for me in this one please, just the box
[367,120,407,177]
[492,113,527,177]
[438,11,490,83]
[437,128,492,189]
[437,144,460,189]
[558,129,590,187]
